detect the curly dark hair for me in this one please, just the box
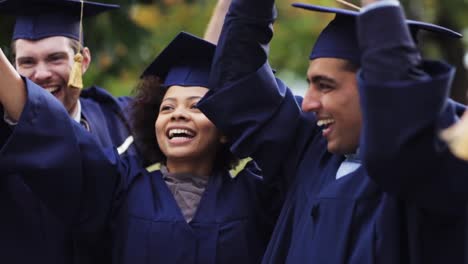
[130,76,239,170]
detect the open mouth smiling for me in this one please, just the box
[167,128,196,139]
[317,118,335,130]
[44,86,61,96]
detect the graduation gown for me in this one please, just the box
[197,1,467,263]
[113,164,275,264]
[357,5,468,210]
[0,86,136,264]
[80,86,137,156]
[0,79,278,264]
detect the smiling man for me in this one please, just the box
[197,0,467,263]
[303,57,361,155]
[2,0,136,154]
[0,0,136,263]
[14,36,85,118]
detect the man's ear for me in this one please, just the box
[81,47,91,74]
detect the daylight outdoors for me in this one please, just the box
[1,0,467,101]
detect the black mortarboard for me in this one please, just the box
[0,0,119,41]
[292,3,462,66]
[141,32,215,89]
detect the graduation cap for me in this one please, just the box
[292,3,462,66]
[141,32,215,89]
[0,0,119,41]
[0,0,119,90]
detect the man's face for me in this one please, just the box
[14,36,87,115]
[302,57,362,154]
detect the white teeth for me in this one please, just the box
[44,87,59,93]
[168,129,195,138]
[317,119,335,127]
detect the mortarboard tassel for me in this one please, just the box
[68,53,84,89]
[440,110,468,161]
[68,0,85,90]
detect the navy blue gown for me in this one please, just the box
[0,79,279,264]
[197,1,467,263]
[0,85,137,264]
[80,86,137,156]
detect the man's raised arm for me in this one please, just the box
[0,48,26,121]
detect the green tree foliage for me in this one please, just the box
[85,0,218,96]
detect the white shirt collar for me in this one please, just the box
[71,100,82,124]
[336,148,361,179]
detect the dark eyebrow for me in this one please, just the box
[17,52,68,62]
[16,56,35,62]
[47,52,68,58]
[187,96,203,101]
[162,96,202,102]
[311,75,337,86]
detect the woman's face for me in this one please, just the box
[155,85,223,166]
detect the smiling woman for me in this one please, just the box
[156,86,224,174]
[132,35,236,174]
[0,31,280,264]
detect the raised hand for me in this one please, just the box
[361,0,378,6]
[440,110,468,161]
[0,47,26,122]
[204,0,232,44]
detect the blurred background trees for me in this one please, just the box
[1,0,467,102]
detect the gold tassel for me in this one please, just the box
[68,53,84,90]
[68,0,85,90]
[440,110,468,160]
